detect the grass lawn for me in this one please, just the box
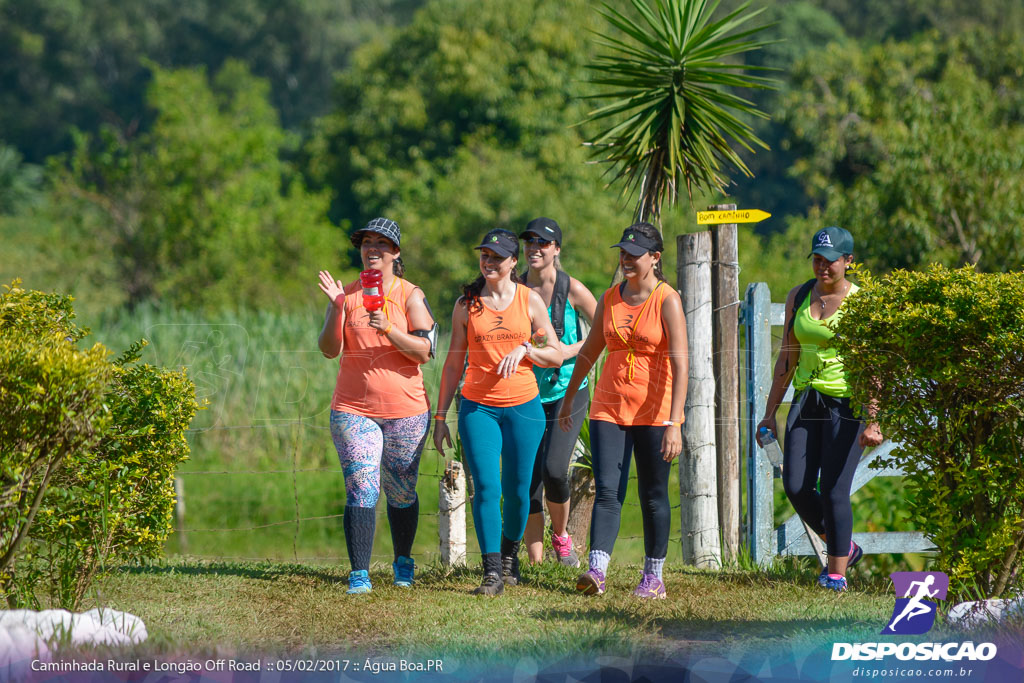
[85,556,903,667]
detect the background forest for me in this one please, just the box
[2,0,1023,565]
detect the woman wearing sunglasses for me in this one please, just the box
[518,218,598,567]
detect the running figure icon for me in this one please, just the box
[887,575,939,632]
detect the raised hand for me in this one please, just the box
[318,270,345,308]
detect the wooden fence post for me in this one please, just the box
[710,205,740,562]
[174,475,187,554]
[439,460,467,567]
[678,231,721,568]
[744,282,774,566]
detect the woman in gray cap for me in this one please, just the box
[433,228,564,595]
[756,226,884,592]
[518,217,598,568]
[317,217,438,594]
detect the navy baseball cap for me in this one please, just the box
[474,229,518,258]
[351,217,401,249]
[520,217,562,245]
[611,223,659,256]
[809,226,853,261]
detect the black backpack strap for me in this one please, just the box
[787,278,817,337]
[549,270,570,340]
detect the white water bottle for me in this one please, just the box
[757,426,784,468]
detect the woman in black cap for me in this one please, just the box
[756,226,884,592]
[318,217,438,594]
[558,222,688,599]
[518,217,598,567]
[433,228,564,595]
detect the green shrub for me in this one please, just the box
[30,340,199,608]
[832,265,1024,599]
[0,281,198,608]
[0,282,113,603]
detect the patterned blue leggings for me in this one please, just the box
[330,410,430,508]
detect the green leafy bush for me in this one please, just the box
[30,340,199,608]
[832,265,1024,599]
[0,281,198,608]
[0,282,113,603]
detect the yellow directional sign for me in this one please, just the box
[696,209,771,225]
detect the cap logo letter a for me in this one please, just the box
[817,232,832,247]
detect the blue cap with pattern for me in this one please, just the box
[351,217,401,248]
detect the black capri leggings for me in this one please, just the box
[529,389,589,513]
[588,419,671,559]
[782,388,864,557]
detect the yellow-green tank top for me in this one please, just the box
[792,282,858,398]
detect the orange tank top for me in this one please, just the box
[461,284,539,407]
[331,277,431,419]
[589,281,673,425]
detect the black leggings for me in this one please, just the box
[588,420,671,559]
[782,388,864,557]
[529,389,589,513]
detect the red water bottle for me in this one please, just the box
[360,269,384,311]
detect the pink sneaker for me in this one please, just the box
[633,573,667,599]
[551,533,580,567]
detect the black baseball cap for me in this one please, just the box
[473,229,519,258]
[350,217,401,249]
[520,217,562,245]
[611,223,659,256]
[809,226,853,261]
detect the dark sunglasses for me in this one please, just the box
[523,237,553,246]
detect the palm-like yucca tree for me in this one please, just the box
[584,0,776,222]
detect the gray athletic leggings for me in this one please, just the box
[782,388,864,557]
[528,389,589,512]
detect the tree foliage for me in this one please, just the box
[52,61,340,313]
[0,0,423,163]
[308,0,653,307]
[782,29,1024,272]
[833,265,1024,599]
[582,0,775,219]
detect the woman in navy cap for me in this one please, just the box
[558,222,688,599]
[433,228,564,595]
[517,217,597,568]
[756,226,884,592]
[317,217,437,594]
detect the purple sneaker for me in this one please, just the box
[575,568,605,596]
[633,573,667,599]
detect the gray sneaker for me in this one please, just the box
[551,533,580,567]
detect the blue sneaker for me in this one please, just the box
[822,574,848,592]
[818,567,829,587]
[347,569,372,594]
[393,556,415,587]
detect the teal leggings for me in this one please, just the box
[458,396,545,554]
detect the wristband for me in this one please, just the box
[521,340,532,351]
[434,413,447,421]
[381,322,393,335]
[662,420,683,427]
